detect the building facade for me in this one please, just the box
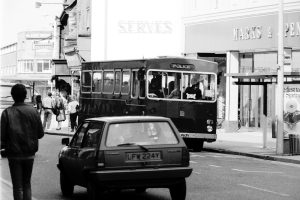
[0,31,54,97]
[183,0,300,131]
[52,0,91,98]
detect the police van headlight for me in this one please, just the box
[207,125,213,132]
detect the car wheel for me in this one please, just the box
[169,179,186,200]
[136,188,147,193]
[60,171,74,197]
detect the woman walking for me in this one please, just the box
[68,96,79,132]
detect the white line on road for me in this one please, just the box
[193,171,201,175]
[232,168,283,174]
[0,177,12,187]
[190,161,198,164]
[239,184,290,197]
[209,165,221,168]
[190,155,205,158]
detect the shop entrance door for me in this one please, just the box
[239,84,263,128]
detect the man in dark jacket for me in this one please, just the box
[1,84,44,200]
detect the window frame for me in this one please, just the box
[114,69,122,94]
[146,69,217,103]
[81,70,92,94]
[121,70,131,95]
[92,70,103,93]
[102,70,114,94]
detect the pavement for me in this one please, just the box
[43,116,300,165]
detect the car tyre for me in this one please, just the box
[169,179,186,200]
[87,181,103,200]
[60,171,74,197]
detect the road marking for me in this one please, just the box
[190,161,198,164]
[209,165,221,168]
[0,177,38,200]
[239,184,290,197]
[190,155,205,158]
[193,171,201,175]
[270,161,300,168]
[0,177,12,187]
[232,169,283,174]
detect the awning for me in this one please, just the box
[225,72,300,85]
[64,53,82,69]
[51,59,70,76]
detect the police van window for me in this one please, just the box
[103,71,114,93]
[182,73,216,101]
[121,70,130,94]
[165,72,181,99]
[114,71,121,94]
[92,71,102,93]
[82,71,92,93]
[148,71,164,98]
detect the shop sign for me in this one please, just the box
[283,85,300,138]
[233,21,300,41]
[119,20,172,34]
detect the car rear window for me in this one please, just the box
[106,121,179,147]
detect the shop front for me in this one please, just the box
[185,11,300,132]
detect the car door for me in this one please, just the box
[73,121,105,185]
[64,122,89,185]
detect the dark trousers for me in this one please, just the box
[43,109,53,129]
[70,112,78,130]
[8,158,34,200]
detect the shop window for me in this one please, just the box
[292,51,300,72]
[239,53,253,73]
[254,52,277,73]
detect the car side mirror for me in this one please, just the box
[61,138,70,146]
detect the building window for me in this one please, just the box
[36,60,51,73]
[18,60,34,73]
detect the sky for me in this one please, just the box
[0,0,63,47]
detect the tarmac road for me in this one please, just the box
[1,134,300,200]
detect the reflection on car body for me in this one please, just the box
[57,116,192,200]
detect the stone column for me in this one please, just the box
[224,51,239,132]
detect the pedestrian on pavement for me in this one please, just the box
[0,83,44,200]
[42,92,55,130]
[68,95,79,132]
[54,92,66,130]
[35,95,42,116]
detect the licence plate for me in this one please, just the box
[126,152,161,161]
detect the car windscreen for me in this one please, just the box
[106,121,179,147]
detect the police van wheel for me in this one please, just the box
[191,140,204,152]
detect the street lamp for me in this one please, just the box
[35,1,67,8]
[276,0,284,155]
